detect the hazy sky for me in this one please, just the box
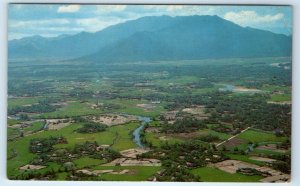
[8,4,292,40]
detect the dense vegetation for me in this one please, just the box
[76,122,107,133]
[8,101,57,115]
[73,141,121,161]
[161,117,207,133]
[164,93,291,136]
[29,136,67,154]
[7,57,291,181]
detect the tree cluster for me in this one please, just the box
[76,122,107,133]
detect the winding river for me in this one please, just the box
[133,116,151,148]
[38,112,151,148]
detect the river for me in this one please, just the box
[133,116,151,148]
[13,112,151,148]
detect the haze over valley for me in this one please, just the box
[7,5,292,182]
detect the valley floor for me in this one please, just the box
[7,57,291,182]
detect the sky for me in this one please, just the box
[8,4,292,40]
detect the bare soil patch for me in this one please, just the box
[103,158,161,166]
[220,137,246,148]
[76,169,97,176]
[136,103,156,110]
[46,118,73,130]
[109,169,130,175]
[8,124,26,129]
[159,136,168,141]
[182,105,209,119]
[213,160,259,174]
[256,166,283,176]
[93,170,114,174]
[214,160,290,182]
[76,169,131,176]
[145,127,160,133]
[163,111,179,120]
[260,174,290,183]
[120,148,149,158]
[87,114,138,126]
[267,101,291,105]
[96,144,110,151]
[234,86,261,93]
[50,102,68,107]
[257,166,290,182]
[256,144,288,153]
[250,156,276,163]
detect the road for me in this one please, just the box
[216,126,251,147]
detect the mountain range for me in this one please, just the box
[8,15,292,62]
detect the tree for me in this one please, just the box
[222,146,227,152]
[20,113,29,121]
[211,144,217,151]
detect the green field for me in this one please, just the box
[262,85,291,92]
[8,97,43,109]
[39,99,166,118]
[39,101,101,118]
[253,148,288,155]
[191,167,263,182]
[93,166,161,181]
[7,122,140,178]
[7,128,20,140]
[8,119,20,126]
[74,157,106,169]
[238,129,287,143]
[107,99,167,117]
[108,122,140,151]
[198,129,232,140]
[145,132,184,147]
[269,94,291,102]
[24,121,44,132]
[54,122,139,150]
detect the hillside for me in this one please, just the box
[9,15,292,62]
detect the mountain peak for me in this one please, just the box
[9,15,291,61]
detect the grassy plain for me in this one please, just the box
[7,122,139,178]
[39,101,101,118]
[238,129,287,143]
[190,167,263,182]
[74,157,106,169]
[269,94,291,102]
[8,97,43,109]
[94,166,161,181]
